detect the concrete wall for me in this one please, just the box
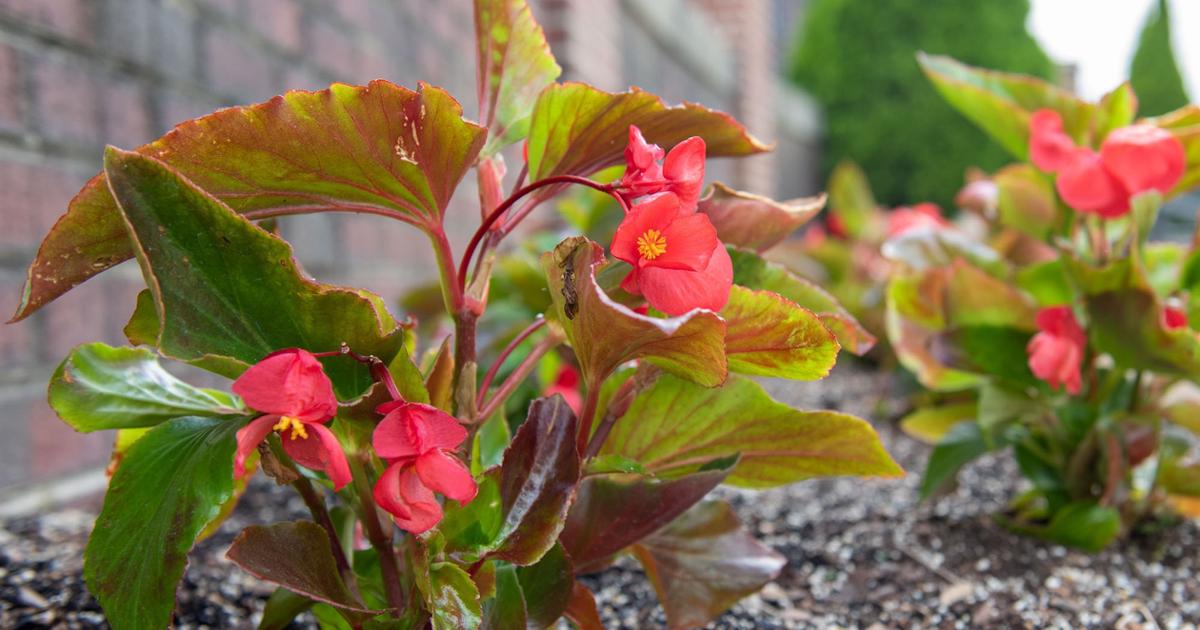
[0,0,819,511]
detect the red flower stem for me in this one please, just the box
[575,382,601,455]
[431,229,465,312]
[476,317,547,409]
[457,174,625,294]
[350,456,407,615]
[477,333,562,422]
[508,163,528,199]
[291,475,359,597]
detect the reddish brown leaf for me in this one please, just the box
[563,582,604,630]
[698,183,824,252]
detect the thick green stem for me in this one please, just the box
[350,457,406,615]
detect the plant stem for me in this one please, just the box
[476,333,561,422]
[350,457,406,615]
[292,476,359,596]
[575,382,601,455]
[583,376,638,459]
[476,317,546,408]
[430,229,464,315]
[457,174,627,293]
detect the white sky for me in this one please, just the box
[1029,0,1199,102]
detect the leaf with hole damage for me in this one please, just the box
[697,183,824,252]
[475,0,561,153]
[728,248,875,355]
[103,148,406,398]
[491,395,581,565]
[12,81,485,322]
[543,237,727,387]
[227,521,382,618]
[84,416,240,630]
[721,286,838,380]
[559,456,734,572]
[602,373,902,488]
[49,343,244,432]
[525,83,769,181]
[632,500,784,630]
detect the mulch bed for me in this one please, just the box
[2,364,1197,628]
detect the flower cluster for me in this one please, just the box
[1026,306,1087,395]
[611,126,732,315]
[1029,109,1185,218]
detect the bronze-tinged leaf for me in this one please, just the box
[475,0,561,153]
[425,335,455,412]
[721,286,839,380]
[602,373,903,488]
[542,237,727,388]
[563,582,605,630]
[491,395,582,565]
[728,248,876,355]
[227,521,382,617]
[632,500,784,630]
[558,457,734,572]
[699,183,824,252]
[515,542,574,628]
[103,148,406,397]
[525,83,770,181]
[12,81,485,322]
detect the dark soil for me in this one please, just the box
[3,364,1198,628]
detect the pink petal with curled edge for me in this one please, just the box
[232,348,337,421]
[374,463,443,534]
[281,423,352,490]
[234,415,278,480]
[1100,124,1186,195]
[638,243,733,316]
[373,403,467,460]
[415,450,478,504]
[662,136,706,209]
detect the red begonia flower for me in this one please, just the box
[826,213,847,239]
[371,402,476,534]
[1163,306,1188,331]
[1099,124,1185,196]
[1054,148,1130,218]
[619,126,707,209]
[612,192,731,315]
[1029,109,1079,172]
[232,348,351,490]
[1027,306,1086,395]
[887,202,948,237]
[545,365,583,416]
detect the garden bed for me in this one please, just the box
[2,365,1196,628]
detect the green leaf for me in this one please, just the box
[475,0,561,153]
[439,472,503,558]
[1095,82,1137,140]
[525,83,769,181]
[827,160,879,240]
[993,163,1057,238]
[919,421,987,499]
[917,52,1092,160]
[720,286,839,380]
[697,182,824,252]
[425,336,455,412]
[482,566,527,630]
[1016,259,1072,307]
[12,81,486,322]
[429,563,483,630]
[491,395,581,565]
[227,522,381,618]
[471,410,512,475]
[515,542,573,628]
[1043,501,1122,552]
[632,501,784,630]
[542,237,727,387]
[560,457,735,572]
[583,454,646,476]
[84,416,241,630]
[728,248,875,355]
[899,402,977,445]
[259,588,315,630]
[103,147,407,398]
[49,343,243,432]
[602,373,902,488]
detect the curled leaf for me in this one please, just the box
[697,182,824,252]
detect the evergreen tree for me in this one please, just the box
[787,0,1053,208]
[1130,0,1190,117]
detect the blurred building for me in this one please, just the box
[0,0,819,511]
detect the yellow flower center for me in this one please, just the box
[273,416,309,440]
[636,229,668,260]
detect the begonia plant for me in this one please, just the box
[887,53,1200,550]
[9,3,902,628]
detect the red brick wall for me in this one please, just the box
[0,0,810,500]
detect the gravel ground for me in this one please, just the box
[2,363,1198,628]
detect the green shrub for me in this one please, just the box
[1129,0,1190,117]
[788,0,1053,208]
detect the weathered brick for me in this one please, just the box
[203,25,277,99]
[0,270,36,369]
[246,0,302,53]
[32,53,101,148]
[0,160,87,248]
[27,394,111,482]
[0,42,22,132]
[309,17,360,82]
[42,271,134,361]
[98,0,152,65]
[0,387,33,488]
[161,89,225,129]
[149,0,198,79]
[102,79,154,147]
[0,0,95,44]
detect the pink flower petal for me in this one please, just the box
[638,242,732,315]
[234,415,278,480]
[232,348,337,421]
[415,450,478,504]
